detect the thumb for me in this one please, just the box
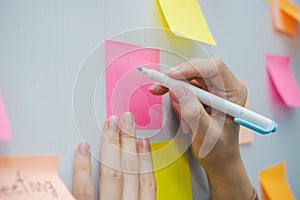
[169,85,211,135]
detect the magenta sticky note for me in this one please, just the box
[0,94,12,140]
[105,40,162,129]
[266,54,300,107]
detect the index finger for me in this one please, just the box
[166,57,241,92]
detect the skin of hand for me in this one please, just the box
[72,112,156,200]
[149,57,254,200]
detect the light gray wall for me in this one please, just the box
[0,0,299,199]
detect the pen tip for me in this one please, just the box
[137,66,143,71]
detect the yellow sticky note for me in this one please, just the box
[259,162,295,200]
[279,0,300,21]
[239,81,254,145]
[151,139,192,200]
[157,0,216,45]
[0,156,75,200]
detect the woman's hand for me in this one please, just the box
[150,57,255,200]
[72,112,156,200]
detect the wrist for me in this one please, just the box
[204,156,254,200]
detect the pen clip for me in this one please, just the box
[234,117,277,135]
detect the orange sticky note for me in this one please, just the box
[0,156,75,200]
[239,81,254,145]
[270,0,298,36]
[0,94,12,140]
[259,162,295,200]
[279,0,300,21]
[151,139,192,200]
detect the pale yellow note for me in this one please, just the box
[0,156,75,200]
[259,162,295,200]
[151,139,192,200]
[279,0,300,21]
[157,0,216,45]
[239,81,254,145]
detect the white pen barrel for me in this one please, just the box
[145,68,273,129]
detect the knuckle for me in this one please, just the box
[101,166,123,181]
[239,82,248,106]
[211,56,226,70]
[103,131,119,146]
[121,132,136,140]
[74,187,93,200]
[141,174,157,190]
[76,165,90,173]
[120,125,136,137]
[107,136,120,146]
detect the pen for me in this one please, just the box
[137,67,277,134]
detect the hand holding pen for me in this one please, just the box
[148,57,258,200]
[72,57,259,200]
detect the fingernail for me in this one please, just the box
[141,138,149,148]
[121,112,134,126]
[170,86,188,103]
[140,138,150,152]
[108,115,119,132]
[78,142,90,156]
[148,82,160,91]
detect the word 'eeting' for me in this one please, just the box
[0,171,58,198]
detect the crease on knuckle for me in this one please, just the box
[103,132,119,146]
[141,174,157,191]
[74,187,93,200]
[75,164,90,173]
[101,166,123,181]
[241,83,248,102]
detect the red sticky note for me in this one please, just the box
[0,94,12,140]
[266,54,300,107]
[270,0,298,36]
[105,40,162,129]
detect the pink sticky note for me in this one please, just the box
[0,94,12,140]
[266,54,300,107]
[105,40,162,129]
